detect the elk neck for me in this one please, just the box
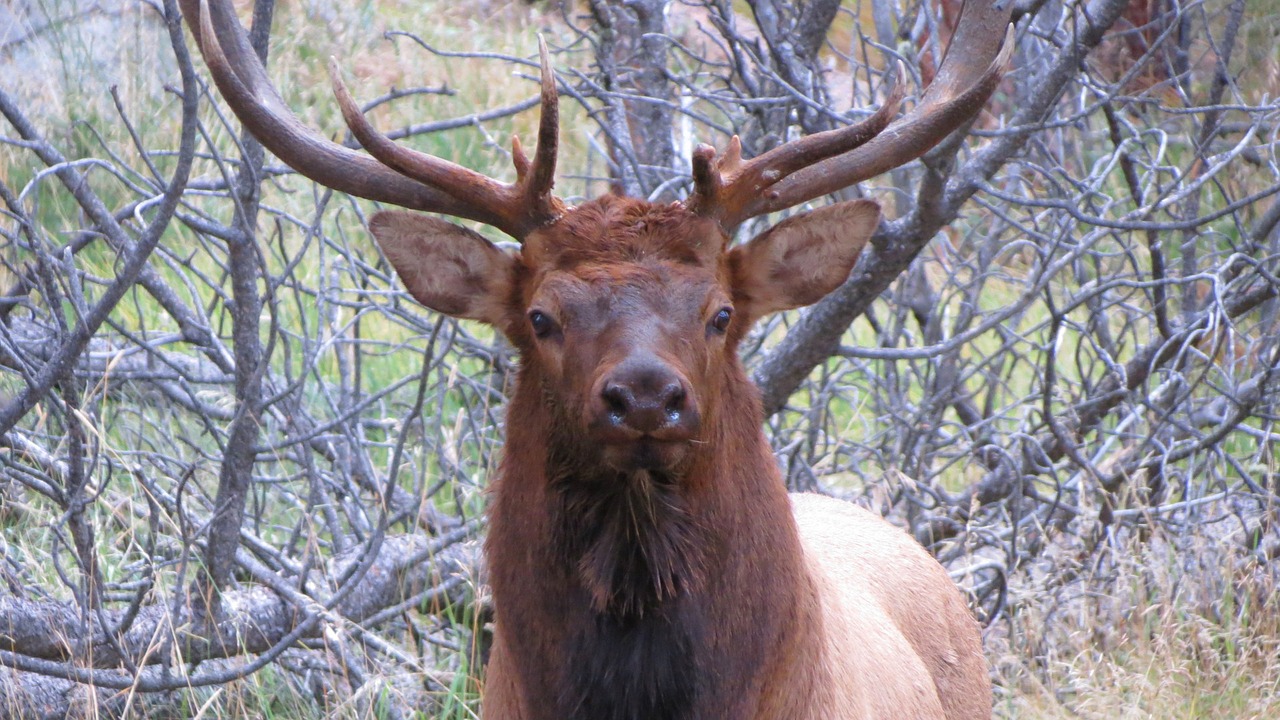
[486,356,826,719]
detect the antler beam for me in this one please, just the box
[684,66,905,225]
[180,0,564,240]
[686,0,1015,231]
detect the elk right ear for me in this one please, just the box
[368,210,516,326]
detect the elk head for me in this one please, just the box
[370,190,883,475]
[181,0,1013,476]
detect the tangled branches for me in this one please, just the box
[1,0,1277,716]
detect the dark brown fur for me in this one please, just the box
[478,197,825,718]
[488,355,817,719]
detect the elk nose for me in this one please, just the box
[599,361,694,436]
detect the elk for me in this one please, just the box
[182,0,1013,717]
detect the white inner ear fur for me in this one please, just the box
[730,199,881,317]
[368,210,516,325]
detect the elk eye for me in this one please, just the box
[709,307,732,334]
[528,310,555,338]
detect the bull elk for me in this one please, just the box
[181,0,1013,717]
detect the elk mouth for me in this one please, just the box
[598,434,692,473]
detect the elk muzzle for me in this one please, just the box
[590,354,700,470]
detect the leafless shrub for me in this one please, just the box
[1,0,1277,716]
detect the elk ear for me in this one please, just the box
[368,210,516,325]
[727,199,880,318]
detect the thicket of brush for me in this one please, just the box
[1,0,1278,717]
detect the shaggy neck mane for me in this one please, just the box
[494,365,802,720]
[547,452,707,618]
[536,404,716,720]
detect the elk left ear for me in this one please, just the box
[727,199,881,318]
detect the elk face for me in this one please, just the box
[515,199,728,473]
[369,195,881,474]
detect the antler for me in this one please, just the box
[180,0,564,240]
[686,0,1015,231]
[683,69,905,224]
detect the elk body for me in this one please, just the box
[182,0,1014,717]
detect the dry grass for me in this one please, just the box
[991,532,1280,719]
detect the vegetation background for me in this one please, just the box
[1,0,1279,717]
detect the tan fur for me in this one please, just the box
[790,493,991,720]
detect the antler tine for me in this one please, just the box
[748,0,1015,225]
[183,0,565,239]
[528,36,560,207]
[328,37,565,238]
[692,0,1014,232]
[511,36,564,224]
[327,60,507,213]
[685,66,905,223]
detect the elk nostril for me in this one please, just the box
[602,383,629,423]
[664,383,686,420]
